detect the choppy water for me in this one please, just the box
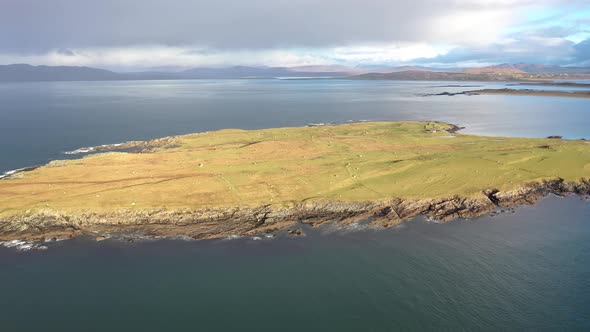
[1,79,589,331]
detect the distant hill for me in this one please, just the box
[0,64,357,82]
[349,63,590,81]
[379,66,457,73]
[349,69,590,81]
[2,63,590,82]
[287,65,364,75]
[177,66,287,79]
[463,63,590,75]
[177,66,356,79]
[350,70,515,81]
[464,64,526,75]
[0,64,124,81]
[351,71,461,80]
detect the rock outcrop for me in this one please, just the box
[1,178,588,243]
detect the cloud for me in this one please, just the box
[0,43,451,70]
[413,43,575,67]
[56,48,76,56]
[0,0,588,68]
[0,0,563,53]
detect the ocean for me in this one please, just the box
[1,79,589,173]
[0,79,589,331]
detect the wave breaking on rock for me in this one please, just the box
[1,178,588,245]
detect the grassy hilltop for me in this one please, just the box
[1,121,589,218]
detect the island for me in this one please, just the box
[1,121,589,242]
[431,89,590,99]
[507,82,590,88]
[347,70,590,82]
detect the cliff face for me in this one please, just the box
[2,179,588,242]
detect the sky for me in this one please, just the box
[1,0,589,71]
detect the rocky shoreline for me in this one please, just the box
[1,178,588,244]
[429,88,590,99]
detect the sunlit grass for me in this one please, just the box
[1,121,589,217]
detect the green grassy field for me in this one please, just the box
[1,121,589,218]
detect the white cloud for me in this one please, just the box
[1,0,575,52]
[0,0,587,68]
[0,43,452,70]
[331,44,451,65]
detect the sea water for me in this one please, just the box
[1,79,589,173]
[0,79,589,330]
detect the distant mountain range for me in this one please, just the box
[351,63,590,81]
[0,64,359,82]
[0,64,124,81]
[472,63,590,74]
[1,63,590,82]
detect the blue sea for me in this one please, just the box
[0,79,589,331]
[1,79,589,173]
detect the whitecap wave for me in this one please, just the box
[1,240,48,251]
[64,143,125,155]
[425,216,443,224]
[0,166,38,180]
[64,147,95,155]
[0,169,21,179]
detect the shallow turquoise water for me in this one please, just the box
[1,196,589,331]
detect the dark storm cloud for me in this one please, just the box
[0,0,535,53]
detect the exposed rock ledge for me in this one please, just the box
[1,178,589,243]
